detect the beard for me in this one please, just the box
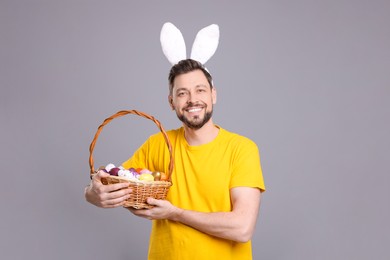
[176,103,213,130]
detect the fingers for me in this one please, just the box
[127,207,152,220]
[125,198,177,221]
[103,182,131,193]
[104,187,132,201]
[93,188,131,208]
[87,171,133,208]
[102,194,131,208]
[92,170,131,193]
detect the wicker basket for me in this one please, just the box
[89,110,174,209]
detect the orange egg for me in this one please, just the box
[160,172,169,181]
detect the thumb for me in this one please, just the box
[146,197,161,206]
[93,170,110,182]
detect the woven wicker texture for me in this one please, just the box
[89,110,174,209]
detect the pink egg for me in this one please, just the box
[140,169,152,174]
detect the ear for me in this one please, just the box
[190,24,219,64]
[212,87,217,105]
[160,22,187,65]
[168,95,175,110]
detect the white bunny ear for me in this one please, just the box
[190,24,219,64]
[160,22,187,65]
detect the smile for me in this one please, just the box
[187,107,203,113]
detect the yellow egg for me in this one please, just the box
[139,173,154,182]
[152,172,161,181]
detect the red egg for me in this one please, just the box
[109,167,120,176]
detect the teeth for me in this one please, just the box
[188,107,202,112]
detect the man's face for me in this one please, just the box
[169,70,216,130]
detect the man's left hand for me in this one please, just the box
[126,198,181,220]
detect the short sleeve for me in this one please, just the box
[121,140,149,170]
[229,139,265,192]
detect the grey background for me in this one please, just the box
[1,0,389,259]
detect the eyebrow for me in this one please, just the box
[174,84,208,93]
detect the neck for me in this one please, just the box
[183,120,219,146]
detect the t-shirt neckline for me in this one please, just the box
[180,125,223,151]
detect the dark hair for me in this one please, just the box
[168,59,213,94]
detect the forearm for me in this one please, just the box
[172,207,257,243]
[130,187,262,242]
[172,187,261,242]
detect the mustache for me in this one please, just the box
[184,101,206,109]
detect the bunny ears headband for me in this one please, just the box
[160,22,220,66]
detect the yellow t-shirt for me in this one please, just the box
[122,126,265,260]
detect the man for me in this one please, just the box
[85,59,265,259]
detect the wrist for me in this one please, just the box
[171,207,184,222]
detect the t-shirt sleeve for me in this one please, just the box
[229,139,266,192]
[121,132,171,174]
[121,140,149,170]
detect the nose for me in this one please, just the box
[186,90,199,104]
[186,92,195,104]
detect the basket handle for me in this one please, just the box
[89,110,174,182]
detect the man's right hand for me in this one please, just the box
[84,170,132,208]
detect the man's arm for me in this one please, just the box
[129,186,262,243]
